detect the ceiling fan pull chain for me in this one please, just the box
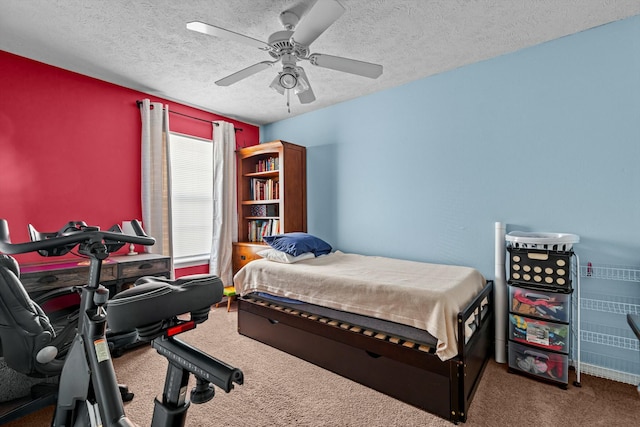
[287,89,291,113]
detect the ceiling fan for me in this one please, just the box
[186,0,383,111]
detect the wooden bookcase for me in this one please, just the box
[233,140,306,273]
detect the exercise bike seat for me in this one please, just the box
[106,274,223,339]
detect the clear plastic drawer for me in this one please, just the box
[509,285,571,323]
[508,341,568,384]
[509,314,569,354]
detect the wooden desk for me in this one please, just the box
[20,253,171,295]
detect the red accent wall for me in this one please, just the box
[0,50,259,274]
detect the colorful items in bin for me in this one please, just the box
[508,341,570,384]
[515,349,565,380]
[509,286,570,322]
[509,314,568,353]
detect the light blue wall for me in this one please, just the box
[263,16,640,274]
[262,15,640,379]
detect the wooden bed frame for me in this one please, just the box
[237,280,494,424]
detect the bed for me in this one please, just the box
[234,250,493,424]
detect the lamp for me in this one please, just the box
[121,221,139,256]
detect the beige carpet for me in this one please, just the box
[5,304,640,426]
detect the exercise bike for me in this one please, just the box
[0,219,243,426]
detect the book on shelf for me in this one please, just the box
[255,156,279,173]
[247,219,280,242]
[250,178,279,201]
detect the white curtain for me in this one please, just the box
[140,99,174,276]
[209,121,237,287]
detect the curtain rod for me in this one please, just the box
[136,100,243,132]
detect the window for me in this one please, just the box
[168,132,212,267]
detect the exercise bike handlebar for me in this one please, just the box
[0,218,156,255]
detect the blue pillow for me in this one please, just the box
[263,232,332,257]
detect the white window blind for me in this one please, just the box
[169,132,213,265]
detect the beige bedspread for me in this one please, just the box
[234,251,486,361]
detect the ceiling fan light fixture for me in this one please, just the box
[294,72,310,95]
[279,71,298,89]
[269,75,285,95]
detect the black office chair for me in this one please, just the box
[0,254,140,424]
[0,253,76,423]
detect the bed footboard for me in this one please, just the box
[455,280,494,422]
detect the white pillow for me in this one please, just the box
[257,248,315,264]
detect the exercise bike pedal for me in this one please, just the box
[118,384,134,403]
[190,378,215,404]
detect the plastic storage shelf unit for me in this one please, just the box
[505,231,580,388]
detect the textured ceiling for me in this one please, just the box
[1,1,639,125]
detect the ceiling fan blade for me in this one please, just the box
[295,68,316,104]
[215,61,274,86]
[187,21,270,50]
[309,53,383,79]
[290,0,345,47]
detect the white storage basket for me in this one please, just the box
[505,231,579,252]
